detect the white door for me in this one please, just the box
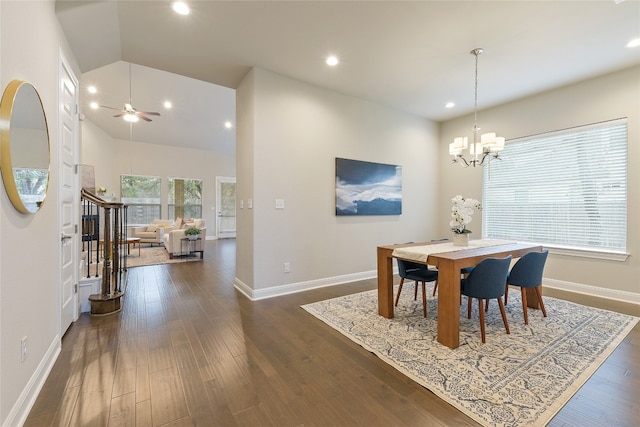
[59,54,79,334]
[216,177,236,239]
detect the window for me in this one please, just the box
[482,118,627,255]
[120,175,161,225]
[168,177,202,220]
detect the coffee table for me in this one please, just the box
[100,237,141,257]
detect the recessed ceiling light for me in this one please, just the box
[326,55,339,66]
[172,1,190,16]
[90,102,99,109]
[164,101,172,109]
[445,102,455,109]
[224,121,233,129]
[626,38,640,48]
[88,86,97,94]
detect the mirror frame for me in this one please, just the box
[0,80,51,214]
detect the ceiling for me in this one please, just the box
[56,1,640,153]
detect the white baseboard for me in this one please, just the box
[544,278,640,305]
[3,336,61,427]
[234,270,639,307]
[234,270,379,301]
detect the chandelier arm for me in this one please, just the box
[453,156,472,168]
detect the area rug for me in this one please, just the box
[125,246,202,268]
[301,288,638,427]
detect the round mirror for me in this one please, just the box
[0,80,50,214]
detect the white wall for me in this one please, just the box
[237,68,440,296]
[80,119,236,238]
[80,118,116,191]
[235,69,256,288]
[438,66,640,298]
[0,1,80,425]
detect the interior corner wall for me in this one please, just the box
[0,1,80,425]
[438,66,640,296]
[238,67,439,293]
[235,69,256,289]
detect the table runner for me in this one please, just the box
[391,238,513,264]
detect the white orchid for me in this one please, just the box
[450,195,481,234]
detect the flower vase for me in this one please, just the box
[453,233,469,246]
[188,235,198,241]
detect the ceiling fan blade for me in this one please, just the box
[138,114,152,122]
[139,111,160,116]
[100,105,121,111]
[113,113,125,118]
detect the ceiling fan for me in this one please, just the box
[99,62,160,123]
[101,102,160,123]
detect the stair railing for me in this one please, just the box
[81,189,128,313]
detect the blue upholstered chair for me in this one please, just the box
[505,249,549,324]
[395,259,438,318]
[461,256,512,343]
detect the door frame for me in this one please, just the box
[215,176,236,239]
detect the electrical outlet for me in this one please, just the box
[21,336,28,363]
[284,262,290,273]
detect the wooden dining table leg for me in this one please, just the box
[377,247,395,318]
[525,287,540,309]
[436,259,460,349]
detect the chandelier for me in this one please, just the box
[449,48,505,167]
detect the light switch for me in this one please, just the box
[240,200,244,209]
[275,199,285,209]
[248,199,253,209]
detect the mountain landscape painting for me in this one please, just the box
[335,158,402,216]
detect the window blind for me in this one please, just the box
[482,118,627,253]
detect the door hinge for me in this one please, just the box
[74,164,78,174]
[75,224,78,234]
[74,284,78,294]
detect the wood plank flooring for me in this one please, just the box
[25,239,640,426]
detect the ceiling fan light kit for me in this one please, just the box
[95,63,161,123]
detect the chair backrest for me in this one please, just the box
[461,256,512,299]
[397,259,425,278]
[507,249,549,288]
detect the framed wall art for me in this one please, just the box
[335,157,402,216]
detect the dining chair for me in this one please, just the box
[395,259,438,318]
[505,249,549,325]
[460,256,512,343]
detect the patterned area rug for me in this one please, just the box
[125,246,202,268]
[302,287,638,427]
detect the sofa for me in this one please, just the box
[131,219,173,246]
[163,218,206,259]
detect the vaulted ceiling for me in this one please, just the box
[56,1,640,153]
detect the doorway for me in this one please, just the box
[216,176,236,239]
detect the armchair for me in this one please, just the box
[131,219,173,246]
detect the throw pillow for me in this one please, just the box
[146,224,159,232]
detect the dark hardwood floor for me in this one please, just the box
[25,239,639,426]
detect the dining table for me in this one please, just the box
[377,239,544,349]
